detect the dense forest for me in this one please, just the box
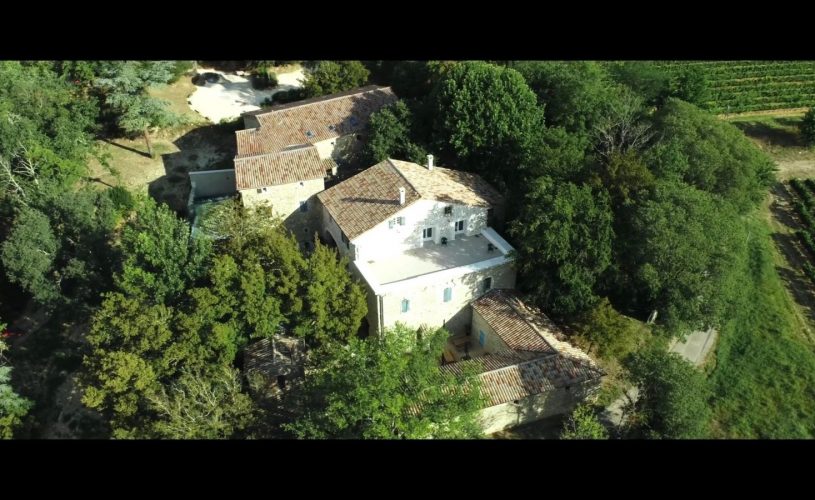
[1,60,813,439]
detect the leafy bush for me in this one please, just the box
[251,66,278,90]
[107,186,135,213]
[171,61,196,83]
[573,298,651,361]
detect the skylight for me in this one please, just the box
[305,130,315,138]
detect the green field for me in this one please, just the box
[709,215,815,438]
[654,61,815,114]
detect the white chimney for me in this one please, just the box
[398,187,406,205]
[426,154,434,171]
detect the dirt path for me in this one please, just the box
[775,160,815,181]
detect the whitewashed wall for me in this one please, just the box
[352,200,489,262]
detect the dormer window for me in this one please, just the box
[305,130,315,139]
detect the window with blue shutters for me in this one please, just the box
[401,299,410,313]
[443,287,452,302]
[479,330,486,346]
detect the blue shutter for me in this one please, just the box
[479,330,486,346]
[443,287,452,302]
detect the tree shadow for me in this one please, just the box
[100,138,151,158]
[148,122,239,217]
[731,120,803,148]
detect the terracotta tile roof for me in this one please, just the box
[316,160,422,239]
[440,290,603,408]
[234,146,334,189]
[471,289,597,365]
[317,159,502,240]
[389,159,504,208]
[441,353,603,407]
[235,86,397,158]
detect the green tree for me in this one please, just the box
[668,66,708,106]
[115,197,211,305]
[148,365,256,439]
[0,333,33,439]
[800,108,815,146]
[625,181,747,332]
[364,101,426,164]
[429,61,542,190]
[510,177,614,316]
[649,98,775,212]
[302,61,370,98]
[1,207,60,304]
[588,151,655,211]
[94,61,181,158]
[511,61,614,135]
[560,404,608,440]
[574,298,651,361]
[286,325,483,439]
[297,240,367,344]
[625,347,711,439]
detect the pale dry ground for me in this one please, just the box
[188,66,305,123]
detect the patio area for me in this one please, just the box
[442,332,487,364]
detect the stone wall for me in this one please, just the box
[241,177,324,244]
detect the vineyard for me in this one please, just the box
[651,61,815,114]
[787,178,815,282]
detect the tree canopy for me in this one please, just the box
[511,177,614,317]
[286,325,484,439]
[302,61,370,98]
[625,347,712,439]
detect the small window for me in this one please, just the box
[479,330,486,347]
[305,130,315,138]
[444,206,453,215]
[388,219,395,229]
[443,287,452,303]
[299,201,308,213]
[422,227,433,239]
[401,299,410,313]
[481,277,492,293]
[455,220,465,232]
[256,188,262,194]
[397,216,405,226]
[299,181,304,186]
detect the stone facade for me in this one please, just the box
[471,308,512,354]
[479,380,600,434]
[241,177,325,245]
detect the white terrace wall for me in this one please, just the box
[351,199,490,263]
[362,258,516,337]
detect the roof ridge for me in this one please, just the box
[235,144,314,162]
[387,158,421,195]
[251,85,392,116]
[503,294,558,353]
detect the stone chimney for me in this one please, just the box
[426,154,434,171]
[399,187,406,205]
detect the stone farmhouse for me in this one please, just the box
[317,156,514,337]
[232,85,397,246]
[196,85,603,433]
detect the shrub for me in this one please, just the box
[573,298,651,361]
[271,88,307,104]
[801,108,815,146]
[251,65,278,90]
[107,186,135,213]
[171,61,196,83]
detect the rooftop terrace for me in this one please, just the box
[355,228,513,290]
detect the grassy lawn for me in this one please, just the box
[87,75,238,213]
[726,113,815,167]
[708,214,815,438]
